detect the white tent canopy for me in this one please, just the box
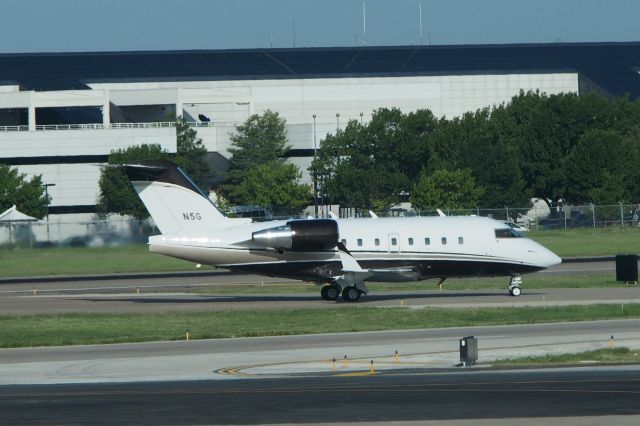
[0,205,39,223]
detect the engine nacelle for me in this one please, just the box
[252,219,339,251]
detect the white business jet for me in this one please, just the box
[122,160,561,301]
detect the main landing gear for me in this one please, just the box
[508,274,522,297]
[320,282,367,302]
[320,284,341,301]
[341,285,362,302]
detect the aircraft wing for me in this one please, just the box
[336,242,419,285]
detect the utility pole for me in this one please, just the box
[418,1,424,45]
[362,0,367,46]
[313,114,318,218]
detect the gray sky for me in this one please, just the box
[0,0,638,53]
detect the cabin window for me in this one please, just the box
[495,228,521,239]
[391,237,397,246]
[458,237,464,244]
[441,237,447,245]
[341,238,347,246]
[357,238,363,247]
[374,238,380,246]
[425,237,431,245]
[408,237,414,246]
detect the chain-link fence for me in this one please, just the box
[2,203,639,248]
[0,218,157,249]
[382,203,640,231]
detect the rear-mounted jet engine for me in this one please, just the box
[252,219,339,251]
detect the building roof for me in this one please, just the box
[0,42,639,98]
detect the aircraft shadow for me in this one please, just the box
[80,290,550,305]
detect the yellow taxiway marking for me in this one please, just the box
[334,371,377,377]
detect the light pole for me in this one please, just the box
[359,112,363,125]
[42,183,55,241]
[336,113,340,131]
[312,114,318,218]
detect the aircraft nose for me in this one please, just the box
[539,248,562,268]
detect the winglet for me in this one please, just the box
[436,209,446,217]
[369,210,378,219]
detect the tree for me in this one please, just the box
[226,109,288,175]
[230,162,311,214]
[96,144,169,219]
[410,169,484,212]
[564,129,640,204]
[174,116,211,189]
[0,165,50,219]
[311,108,424,211]
[97,117,212,218]
[222,110,310,213]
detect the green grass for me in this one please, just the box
[0,226,638,278]
[0,245,198,277]
[1,304,639,348]
[527,227,640,257]
[493,347,640,366]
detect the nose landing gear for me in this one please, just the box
[508,274,522,296]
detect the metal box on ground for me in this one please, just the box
[459,336,478,366]
[616,254,638,284]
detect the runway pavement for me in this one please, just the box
[2,262,640,425]
[2,319,640,424]
[2,319,639,385]
[0,259,638,314]
[2,369,640,425]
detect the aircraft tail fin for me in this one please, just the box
[120,159,236,235]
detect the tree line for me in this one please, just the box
[312,91,640,212]
[4,90,640,220]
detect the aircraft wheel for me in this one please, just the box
[321,285,340,301]
[509,287,521,297]
[342,286,361,302]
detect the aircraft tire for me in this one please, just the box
[510,287,521,297]
[321,285,340,301]
[342,286,361,302]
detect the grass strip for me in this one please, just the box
[1,304,639,348]
[0,227,639,278]
[527,227,640,257]
[493,347,640,366]
[0,245,197,277]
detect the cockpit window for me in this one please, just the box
[495,228,522,238]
